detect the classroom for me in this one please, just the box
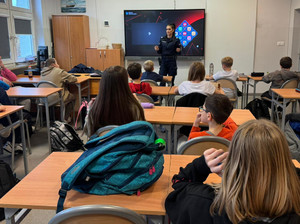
[0,0,300,223]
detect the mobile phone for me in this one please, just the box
[296,88,300,93]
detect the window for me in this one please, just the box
[0,0,34,64]
[12,0,30,10]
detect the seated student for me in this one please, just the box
[0,56,31,111]
[41,58,77,121]
[0,87,23,153]
[174,62,224,96]
[209,56,239,98]
[127,62,152,96]
[261,56,299,108]
[188,94,237,141]
[84,66,145,138]
[141,60,168,83]
[165,119,300,224]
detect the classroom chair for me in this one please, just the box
[35,81,75,129]
[215,78,239,108]
[48,204,147,224]
[135,93,155,104]
[261,78,298,123]
[96,125,118,137]
[141,79,158,87]
[178,136,230,155]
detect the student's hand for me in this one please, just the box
[204,148,228,177]
[0,105,6,112]
[176,48,181,53]
[193,112,202,127]
[154,45,159,51]
[0,56,5,69]
[2,77,12,86]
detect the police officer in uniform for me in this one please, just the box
[154,24,181,86]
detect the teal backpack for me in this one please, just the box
[56,121,165,213]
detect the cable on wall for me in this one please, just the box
[174,0,176,9]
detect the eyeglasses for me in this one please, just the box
[199,106,209,113]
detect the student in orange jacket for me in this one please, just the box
[188,94,237,141]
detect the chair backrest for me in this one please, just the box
[141,79,158,87]
[176,92,207,107]
[96,125,118,137]
[281,78,298,89]
[48,205,147,224]
[215,78,238,108]
[136,93,154,103]
[36,80,61,106]
[178,136,230,155]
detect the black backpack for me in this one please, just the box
[245,98,270,119]
[50,121,85,152]
[0,160,17,221]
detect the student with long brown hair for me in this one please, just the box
[84,66,145,137]
[165,119,300,224]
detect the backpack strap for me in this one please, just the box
[75,100,88,129]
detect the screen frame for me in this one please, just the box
[124,9,206,58]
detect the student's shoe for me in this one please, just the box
[15,143,23,154]
[3,141,13,153]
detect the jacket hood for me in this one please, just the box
[41,66,55,76]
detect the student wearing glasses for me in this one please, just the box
[188,94,237,141]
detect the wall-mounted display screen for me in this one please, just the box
[124,9,205,57]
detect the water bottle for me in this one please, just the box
[28,65,33,79]
[209,63,214,76]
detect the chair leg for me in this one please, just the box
[35,105,40,131]
[72,101,75,124]
[24,121,32,154]
[11,129,15,171]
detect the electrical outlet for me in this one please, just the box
[277,41,285,46]
[104,20,109,27]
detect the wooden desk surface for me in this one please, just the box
[205,76,247,82]
[144,106,175,124]
[271,88,300,99]
[13,77,40,84]
[0,152,171,215]
[0,105,24,119]
[247,75,263,81]
[7,87,62,98]
[169,86,178,95]
[151,86,171,96]
[172,107,255,126]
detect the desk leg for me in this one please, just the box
[281,99,287,130]
[164,125,172,154]
[5,208,31,224]
[241,81,245,108]
[246,78,249,105]
[271,91,275,122]
[173,125,182,154]
[44,99,52,154]
[253,80,257,100]
[20,110,28,175]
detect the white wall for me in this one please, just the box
[34,0,299,94]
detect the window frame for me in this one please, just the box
[0,0,34,66]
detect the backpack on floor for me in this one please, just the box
[56,121,165,213]
[0,160,17,221]
[50,121,85,152]
[245,98,270,119]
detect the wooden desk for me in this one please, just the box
[151,86,172,106]
[144,106,175,154]
[247,75,263,101]
[0,105,28,174]
[172,107,255,151]
[271,88,300,130]
[0,152,171,223]
[7,87,63,154]
[13,77,40,86]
